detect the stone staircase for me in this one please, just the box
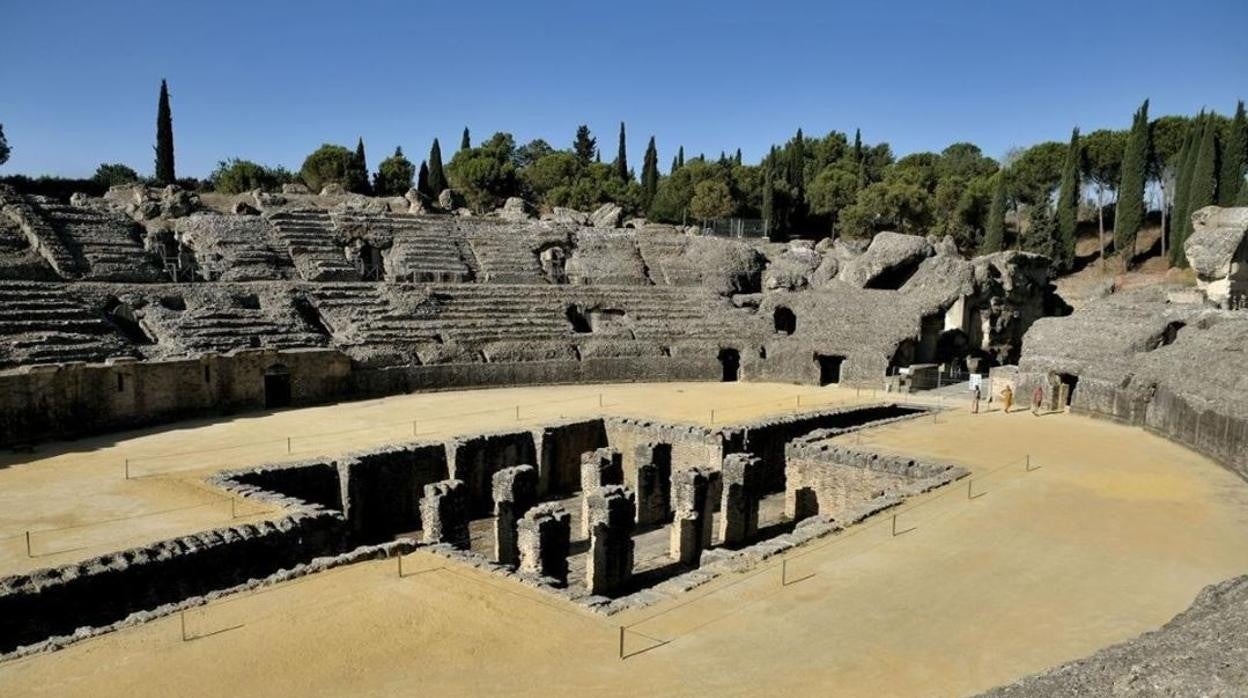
[0,188,83,278]
[34,200,163,281]
[635,230,701,286]
[141,295,329,355]
[267,210,359,281]
[333,212,474,282]
[0,282,133,368]
[464,227,552,283]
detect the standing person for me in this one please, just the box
[970,384,981,414]
[1032,384,1045,416]
[1000,385,1014,414]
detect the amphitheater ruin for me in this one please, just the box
[1,183,1247,696]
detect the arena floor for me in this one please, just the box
[3,382,1248,697]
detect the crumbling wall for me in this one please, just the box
[448,430,537,516]
[0,347,351,446]
[340,443,449,542]
[533,419,608,495]
[719,404,928,493]
[0,510,347,654]
[603,416,722,477]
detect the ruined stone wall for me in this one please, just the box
[783,441,966,521]
[229,459,343,511]
[0,509,347,654]
[533,419,608,495]
[719,404,928,493]
[0,348,351,446]
[340,443,449,542]
[448,430,537,516]
[603,416,722,481]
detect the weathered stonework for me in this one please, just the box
[719,454,764,546]
[492,465,538,566]
[670,467,714,565]
[517,503,572,585]
[579,447,623,537]
[585,485,635,596]
[419,480,469,548]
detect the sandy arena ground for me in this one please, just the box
[2,382,1248,697]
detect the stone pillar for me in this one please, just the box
[518,503,572,585]
[420,479,469,549]
[719,454,763,546]
[492,464,538,566]
[633,442,671,526]
[670,467,713,565]
[585,485,635,596]
[580,447,622,537]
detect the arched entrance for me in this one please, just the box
[264,364,292,409]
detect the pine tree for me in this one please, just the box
[351,137,371,194]
[573,125,596,167]
[615,122,629,182]
[1170,117,1201,266]
[1114,100,1150,264]
[416,160,432,199]
[641,136,659,208]
[1055,127,1081,271]
[1187,111,1220,222]
[1218,101,1246,205]
[154,79,175,185]
[460,128,471,151]
[428,138,448,194]
[982,173,1007,254]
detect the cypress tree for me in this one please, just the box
[1055,127,1081,271]
[154,79,175,185]
[615,122,629,182]
[460,128,471,151]
[670,155,679,173]
[734,148,742,166]
[982,172,1007,254]
[1025,201,1058,259]
[1218,101,1246,205]
[1187,112,1220,222]
[416,160,432,199]
[1170,117,1200,266]
[852,128,863,164]
[641,136,659,208]
[677,146,685,169]
[351,137,371,194]
[1114,99,1150,264]
[428,138,448,194]
[761,168,775,238]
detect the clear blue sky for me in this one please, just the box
[2,0,1245,179]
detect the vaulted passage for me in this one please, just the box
[264,364,292,408]
[719,348,740,382]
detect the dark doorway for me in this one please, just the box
[816,354,845,385]
[718,348,740,382]
[357,243,385,281]
[773,306,796,335]
[1057,373,1079,407]
[264,364,292,409]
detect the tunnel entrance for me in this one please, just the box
[1057,372,1079,407]
[816,354,845,385]
[718,348,740,382]
[264,364,292,409]
[773,306,796,335]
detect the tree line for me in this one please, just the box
[3,82,1246,270]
